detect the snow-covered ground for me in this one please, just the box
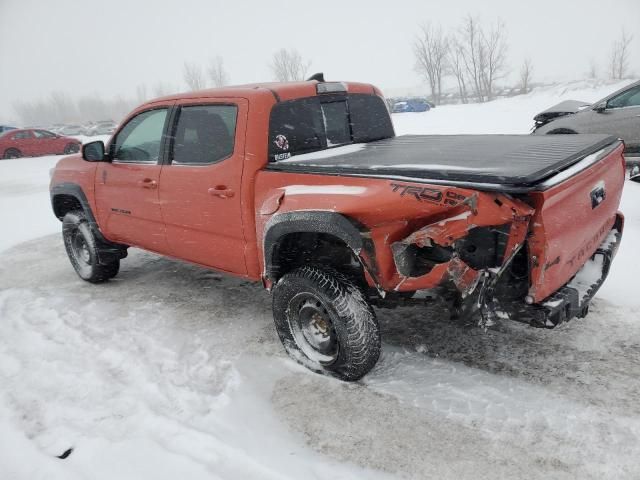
[2,83,640,479]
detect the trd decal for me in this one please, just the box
[445,191,466,206]
[390,183,466,206]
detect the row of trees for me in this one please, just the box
[415,17,635,105]
[11,31,635,124]
[14,93,133,126]
[12,49,312,124]
[413,16,512,104]
[181,48,311,91]
[12,81,182,125]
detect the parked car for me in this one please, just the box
[533,80,640,164]
[0,125,17,134]
[58,124,86,136]
[50,77,624,381]
[87,121,117,136]
[1,129,81,158]
[392,98,431,113]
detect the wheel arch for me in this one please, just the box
[263,211,371,284]
[51,183,110,244]
[546,128,578,134]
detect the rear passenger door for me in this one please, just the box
[159,99,248,274]
[10,130,36,156]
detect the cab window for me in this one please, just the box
[268,93,394,162]
[12,131,32,140]
[170,105,237,165]
[34,130,57,138]
[112,109,168,163]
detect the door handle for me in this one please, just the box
[208,185,235,198]
[139,178,157,189]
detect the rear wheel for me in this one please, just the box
[62,211,120,283]
[272,266,381,381]
[3,148,21,159]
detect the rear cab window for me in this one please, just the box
[268,93,394,162]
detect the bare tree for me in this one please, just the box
[457,15,486,102]
[413,24,449,104]
[136,84,148,104]
[609,30,633,79]
[519,57,533,93]
[77,96,108,121]
[183,62,206,91]
[448,40,469,103]
[152,82,177,98]
[270,48,310,82]
[207,56,229,87]
[588,58,598,79]
[49,91,77,123]
[455,15,508,102]
[480,19,508,101]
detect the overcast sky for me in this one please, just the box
[1,0,638,121]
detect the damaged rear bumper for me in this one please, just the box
[493,214,623,328]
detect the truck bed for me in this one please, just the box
[268,134,618,189]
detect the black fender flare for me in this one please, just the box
[263,211,369,281]
[50,183,123,251]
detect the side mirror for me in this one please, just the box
[82,140,108,162]
[593,101,607,113]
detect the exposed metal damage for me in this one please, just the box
[387,192,534,326]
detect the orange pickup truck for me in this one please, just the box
[50,77,625,380]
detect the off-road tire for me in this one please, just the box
[62,211,120,283]
[272,266,381,381]
[3,148,21,159]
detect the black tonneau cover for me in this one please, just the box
[267,134,618,188]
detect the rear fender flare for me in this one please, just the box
[263,211,372,281]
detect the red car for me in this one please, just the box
[1,129,81,159]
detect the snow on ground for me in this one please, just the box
[2,83,640,479]
[0,135,109,253]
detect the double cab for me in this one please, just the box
[50,77,625,380]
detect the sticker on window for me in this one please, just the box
[274,134,289,151]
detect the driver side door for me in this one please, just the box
[94,106,172,253]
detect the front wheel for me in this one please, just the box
[62,211,120,283]
[272,266,381,381]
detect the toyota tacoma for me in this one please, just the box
[50,76,625,381]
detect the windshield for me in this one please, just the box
[268,93,394,162]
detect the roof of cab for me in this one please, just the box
[145,80,378,107]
